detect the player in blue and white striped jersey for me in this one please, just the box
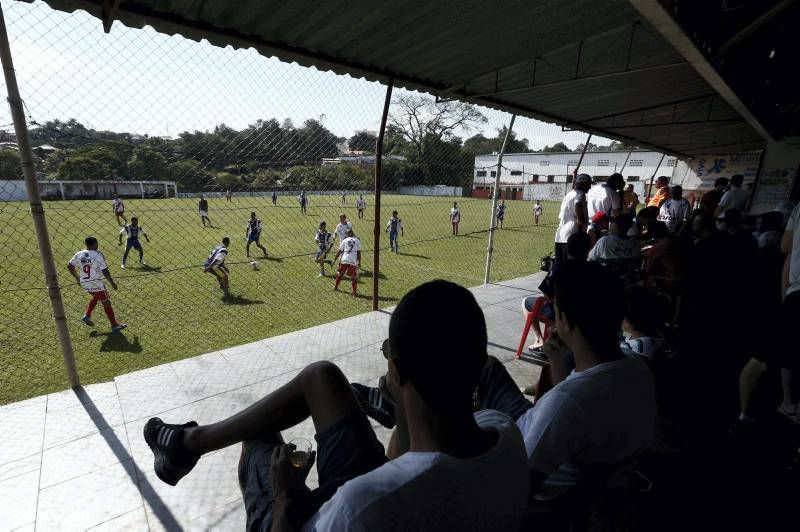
[118,217,150,269]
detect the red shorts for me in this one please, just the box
[89,290,110,301]
[338,264,358,277]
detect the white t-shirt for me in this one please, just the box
[555,189,586,243]
[339,236,361,265]
[304,410,530,531]
[588,234,642,261]
[335,222,353,243]
[620,334,666,361]
[786,203,800,296]
[516,356,656,500]
[112,198,124,213]
[69,249,108,292]
[450,207,461,223]
[718,186,749,214]
[357,198,366,210]
[586,184,621,220]
[658,198,691,232]
[206,244,228,268]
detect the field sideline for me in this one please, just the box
[0,193,560,404]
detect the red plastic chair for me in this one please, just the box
[515,296,554,359]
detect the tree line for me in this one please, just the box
[0,96,636,192]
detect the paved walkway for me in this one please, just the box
[0,274,543,531]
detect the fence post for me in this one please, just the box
[372,78,394,311]
[0,5,80,387]
[483,114,516,285]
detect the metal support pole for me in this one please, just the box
[0,5,79,387]
[619,149,633,172]
[574,133,592,174]
[140,181,145,199]
[483,114,516,285]
[645,153,666,203]
[372,78,393,311]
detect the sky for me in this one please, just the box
[0,1,610,151]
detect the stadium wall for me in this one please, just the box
[0,180,26,201]
[398,185,462,196]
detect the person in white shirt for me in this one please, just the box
[450,201,461,235]
[534,200,543,226]
[586,173,624,221]
[775,203,800,422]
[111,194,127,226]
[142,280,530,531]
[588,212,641,264]
[620,287,668,361]
[555,173,591,265]
[658,185,691,232]
[67,236,126,332]
[386,210,404,253]
[332,229,362,297]
[715,174,750,216]
[203,237,231,297]
[356,195,366,219]
[333,214,352,245]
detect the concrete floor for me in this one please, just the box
[0,274,543,531]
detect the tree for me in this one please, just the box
[541,142,570,152]
[464,127,530,156]
[170,159,212,192]
[58,156,111,181]
[575,142,603,152]
[128,146,170,181]
[389,94,487,163]
[0,150,22,180]
[348,131,377,153]
[609,140,637,151]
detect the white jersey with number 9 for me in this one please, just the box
[69,249,108,292]
[339,237,361,265]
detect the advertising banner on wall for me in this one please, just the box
[683,153,762,190]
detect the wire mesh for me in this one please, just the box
[0,1,616,406]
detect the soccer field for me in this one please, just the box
[0,194,560,404]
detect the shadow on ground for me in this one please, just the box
[90,332,144,353]
[222,294,266,305]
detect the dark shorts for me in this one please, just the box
[477,356,533,421]
[389,231,398,241]
[247,234,261,244]
[523,296,555,321]
[240,412,388,532]
[754,290,800,369]
[125,239,142,252]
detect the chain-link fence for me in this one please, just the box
[0,1,610,405]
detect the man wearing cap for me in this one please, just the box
[554,174,591,265]
[587,212,609,249]
[587,172,624,221]
[647,176,670,208]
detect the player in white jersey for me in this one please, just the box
[314,221,334,276]
[356,195,366,219]
[203,237,231,297]
[333,214,352,245]
[534,200,543,226]
[118,217,150,269]
[67,236,126,332]
[112,194,127,226]
[332,229,361,297]
[450,202,461,235]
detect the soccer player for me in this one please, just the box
[341,192,347,204]
[495,200,506,229]
[112,194,127,226]
[245,212,267,258]
[386,210,404,253]
[333,213,352,246]
[356,194,366,219]
[198,195,211,227]
[315,221,334,276]
[333,229,361,297]
[271,191,277,206]
[225,188,232,202]
[67,236,126,332]
[118,217,149,269]
[203,237,231,297]
[534,200,543,226]
[450,201,461,235]
[299,191,308,214]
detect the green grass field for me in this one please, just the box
[0,194,560,404]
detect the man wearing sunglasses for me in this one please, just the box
[142,280,530,530]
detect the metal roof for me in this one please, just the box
[34,0,776,158]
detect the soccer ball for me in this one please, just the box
[250,261,259,270]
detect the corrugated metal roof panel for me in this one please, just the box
[34,0,768,157]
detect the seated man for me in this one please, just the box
[143,280,530,531]
[357,263,657,502]
[523,232,591,352]
[588,214,642,278]
[620,286,668,361]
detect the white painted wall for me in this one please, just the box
[750,137,800,215]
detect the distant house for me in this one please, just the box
[32,144,59,158]
[0,141,19,151]
[322,154,405,166]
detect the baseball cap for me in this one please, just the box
[575,173,592,185]
[592,212,608,224]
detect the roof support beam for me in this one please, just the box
[711,0,798,62]
[628,0,774,142]
[101,0,120,33]
[576,94,715,125]
[603,118,743,129]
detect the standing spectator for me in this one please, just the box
[587,172,624,220]
[647,176,670,208]
[716,174,749,216]
[700,178,729,214]
[554,174,591,265]
[776,203,800,422]
[623,184,640,213]
[450,202,461,235]
[658,185,691,233]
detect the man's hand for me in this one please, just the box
[271,444,316,505]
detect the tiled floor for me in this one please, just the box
[0,275,543,531]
